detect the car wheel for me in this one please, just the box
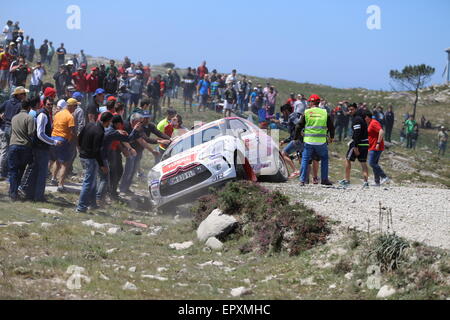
[265,152,289,183]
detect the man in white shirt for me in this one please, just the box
[2,21,14,47]
[294,94,308,115]
[225,69,237,85]
[29,61,46,97]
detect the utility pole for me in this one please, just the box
[446,48,450,84]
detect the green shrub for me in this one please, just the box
[192,181,330,256]
[369,233,409,272]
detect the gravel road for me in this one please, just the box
[263,182,450,250]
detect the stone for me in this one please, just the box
[106,248,118,254]
[300,277,317,286]
[197,209,237,242]
[107,227,121,235]
[169,241,194,250]
[205,237,223,250]
[329,284,337,289]
[197,260,224,268]
[230,287,252,297]
[122,282,137,291]
[38,209,62,215]
[377,285,396,299]
[157,267,168,273]
[141,274,168,281]
[344,272,354,280]
[128,267,137,273]
[99,273,110,281]
[40,223,53,229]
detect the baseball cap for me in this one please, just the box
[140,111,151,118]
[57,99,68,109]
[136,70,143,75]
[44,87,57,98]
[66,98,80,106]
[81,63,87,68]
[93,88,105,96]
[72,92,84,101]
[91,67,98,71]
[307,94,321,102]
[107,96,117,102]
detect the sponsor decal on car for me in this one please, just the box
[162,154,197,174]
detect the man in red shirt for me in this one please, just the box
[86,67,100,105]
[0,44,14,90]
[197,61,208,79]
[72,67,88,106]
[365,110,390,186]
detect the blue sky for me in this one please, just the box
[3,0,450,90]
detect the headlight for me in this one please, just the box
[199,141,224,160]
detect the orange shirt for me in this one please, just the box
[52,109,75,141]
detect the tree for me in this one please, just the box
[389,64,435,119]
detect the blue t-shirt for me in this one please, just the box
[198,80,210,96]
[258,108,267,123]
[250,91,258,104]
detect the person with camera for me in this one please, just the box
[9,55,31,89]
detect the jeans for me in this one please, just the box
[77,158,99,212]
[109,150,123,198]
[96,160,110,201]
[0,125,11,178]
[406,133,414,149]
[368,150,387,184]
[119,153,140,193]
[335,123,345,142]
[8,145,33,200]
[300,143,329,183]
[24,147,50,201]
[385,125,393,142]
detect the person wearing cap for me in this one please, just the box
[86,88,105,123]
[286,93,297,113]
[6,98,35,200]
[56,43,66,67]
[28,60,45,97]
[129,70,144,110]
[294,94,335,186]
[0,86,28,180]
[76,112,113,213]
[50,98,78,192]
[438,126,448,156]
[0,42,13,90]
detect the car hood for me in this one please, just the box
[152,136,234,176]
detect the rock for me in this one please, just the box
[243,279,251,285]
[356,279,364,288]
[300,277,317,286]
[82,220,116,230]
[197,209,238,242]
[129,228,142,235]
[205,237,223,250]
[128,267,136,273]
[122,282,137,291]
[40,223,53,229]
[99,273,110,281]
[91,230,105,236]
[141,274,168,281]
[329,284,337,289]
[169,241,194,250]
[106,248,118,254]
[344,272,354,280]
[38,209,62,215]
[197,261,224,268]
[107,227,121,235]
[230,287,252,297]
[377,285,396,299]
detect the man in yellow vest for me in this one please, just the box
[294,94,335,186]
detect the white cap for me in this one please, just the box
[67,60,74,65]
[57,99,68,109]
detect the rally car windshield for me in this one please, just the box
[162,125,223,160]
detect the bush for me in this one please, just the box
[162,62,175,69]
[192,181,330,256]
[369,233,409,272]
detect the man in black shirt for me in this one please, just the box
[339,103,370,187]
[76,112,112,213]
[87,88,105,123]
[385,105,395,142]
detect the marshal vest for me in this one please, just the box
[34,109,53,150]
[304,108,328,144]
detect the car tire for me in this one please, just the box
[264,152,289,183]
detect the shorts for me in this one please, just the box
[283,140,303,155]
[0,70,9,81]
[346,144,368,162]
[51,137,72,163]
[183,89,194,99]
[224,100,234,110]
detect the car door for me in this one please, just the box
[229,119,261,174]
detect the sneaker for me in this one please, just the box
[338,180,350,187]
[76,208,87,214]
[362,182,369,188]
[57,186,67,193]
[321,179,333,186]
[380,177,391,185]
[50,179,58,186]
[313,177,320,185]
[299,182,306,186]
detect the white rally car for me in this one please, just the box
[148,117,288,209]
